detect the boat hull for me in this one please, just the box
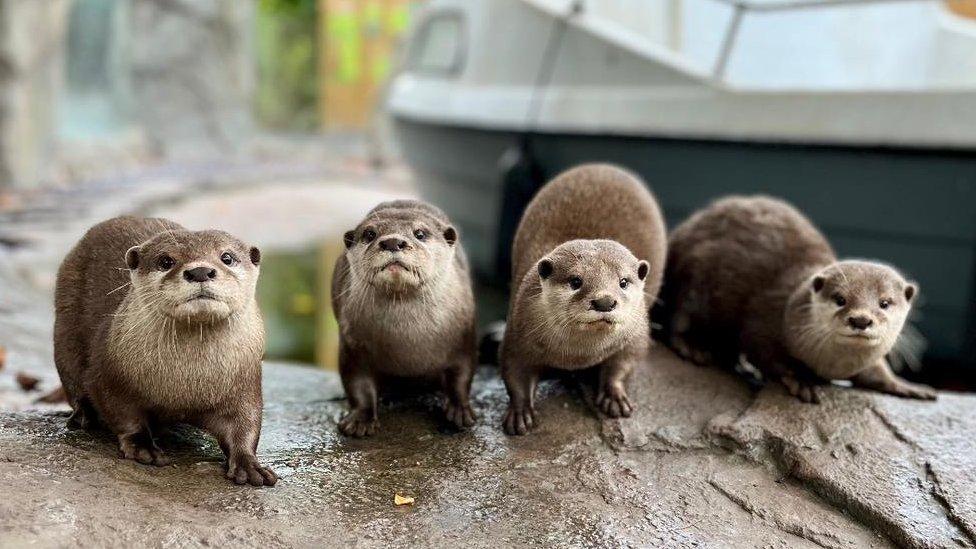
[392,115,976,369]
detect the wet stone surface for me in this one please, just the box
[1,172,975,547]
[1,349,974,548]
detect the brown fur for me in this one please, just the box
[660,196,935,402]
[501,164,667,435]
[53,216,277,486]
[332,200,477,437]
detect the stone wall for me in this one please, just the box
[0,0,68,188]
[122,0,256,159]
[0,0,257,188]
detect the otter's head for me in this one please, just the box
[535,239,649,336]
[125,230,261,323]
[805,260,916,354]
[343,200,458,296]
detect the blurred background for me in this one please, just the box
[1,0,975,410]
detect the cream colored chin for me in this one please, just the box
[171,299,232,321]
[374,267,421,288]
[578,319,618,332]
[834,331,884,346]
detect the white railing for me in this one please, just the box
[708,0,938,78]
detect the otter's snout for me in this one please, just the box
[847,315,874,331]
[184,266,216,282]
[590,296,617,312]
[379,237,408,252]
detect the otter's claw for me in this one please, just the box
[503,404,536,436]
[444,401,476,428]
[880,380,937,401]
[596,387,633,418]
[119,441,171,467]
[339,409,378,437]
[227,457,278,487]
[782,375,821,404]
[671,335,712,367]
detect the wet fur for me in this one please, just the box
[501,164,668,434]
[53,216,277,486]
[659,196,935,402]
[332,200,477,436]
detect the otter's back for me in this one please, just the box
[665,196,835,330]
[511,164,667,298]
[54,216,185,400]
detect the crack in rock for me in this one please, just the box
[869,406,921,451]
[708,479,840,549]
[707,397,972,549]
[925,462,976,547]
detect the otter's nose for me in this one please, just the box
[847,315,874,331]
[590,296,617,312]
[183,266,216,282]
[379,238,408,252]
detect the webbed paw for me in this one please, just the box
[503,404,537,436]
[226,456,278,487]
[338,409,378,437]
[596,385,634,418]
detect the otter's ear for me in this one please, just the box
[637,261,649,281]
[343,230,356,249]
[443,226,457,246]
[812,276,825,293]
[249,246,261,266]
[904,283,917,302]
[538,259,553,280]
[125,246,140,270]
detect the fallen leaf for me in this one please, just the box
[35,385,67,404]
[15,372,40,392]
[394,494,415,506]
[0,192,18,211]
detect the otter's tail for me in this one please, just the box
[889,323,927,373]
[478,321,506,366]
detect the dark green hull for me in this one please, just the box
[392,117,976,372]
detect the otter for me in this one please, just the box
[501,164,667,435]
[332,199,477,437]
[658,195,936,403]
[54,216,277,486]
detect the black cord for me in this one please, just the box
[524,1,583,142]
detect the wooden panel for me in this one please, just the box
[315,240,343,371]
[947,0,976,19]
[319,0,417,130]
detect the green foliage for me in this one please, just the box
[260,0,318,12]
[257,249,318,363]
[255,0,320,131]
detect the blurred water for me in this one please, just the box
[61,0,130,139]
[258,242,509,369]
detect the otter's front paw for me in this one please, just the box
[596,386,633,418]
[444,401,476,429]
[338,409,378,437]
[226,456,278,487]
[782,375,821,404]
[883,381,937,401]
[671,334,712,367]
[503,404,536,436]
[119,441,171,467]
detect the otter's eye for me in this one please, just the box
[879,299,891,310]
[568,276,583,290]
[220,252,236,266]
[619,278,630,289]
[157,255,175,271]
[414,229,428,241]
[832,294,847,307]
[362,229,377,243]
